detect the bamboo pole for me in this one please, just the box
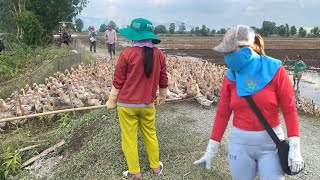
[0,98,184,123]
[1,105,108,123]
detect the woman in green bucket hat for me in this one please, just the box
[106,18,168,179]
[118,18,161,44]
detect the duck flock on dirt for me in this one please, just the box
[0,55,319,131]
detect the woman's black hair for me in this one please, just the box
[144,46,154,77]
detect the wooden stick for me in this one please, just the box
[22,140,65,168]
[17,143,44,152]
[1,105,108,123]
[0,98,183,123]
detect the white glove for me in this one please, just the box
[288,136,304,173]
[193,139,220,170]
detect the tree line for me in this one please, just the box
[152,20,319,38]
[0,0,89,46]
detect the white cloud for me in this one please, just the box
[79,0,320,29]
[149,0,170,6]
[244,6,258,16]
[298,0,305,7]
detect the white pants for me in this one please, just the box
[228,126,285,180]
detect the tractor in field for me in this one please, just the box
[52,21,78,46]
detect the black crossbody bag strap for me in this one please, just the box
[244,96,281,147]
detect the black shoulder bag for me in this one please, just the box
[244,96,303,175]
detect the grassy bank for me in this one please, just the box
[51,104,231,180]
[0,44,75,83]
[1,103,231,179]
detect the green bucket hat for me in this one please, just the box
[118,18,161,44]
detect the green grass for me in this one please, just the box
[51,107,231,180]
[0,45,74,82]
[1,104,231,179]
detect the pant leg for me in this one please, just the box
[257,144,284,180]
[112,44,116,55]
[228,142,257,180]
[93,41,96,52]
[108,43,112,53]
[138,106,160,169]
[297,72,302,80]
[117,106,140,174]
[90,42,93,51]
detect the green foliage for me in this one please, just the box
[109,20,117,30]
[99,24,107,32]
[195,26,200,36]
[278,25,286,37]
[15,11,44,46]
[291,26,297,36]
[285,24,290,37]
[200,25,210,36]
[261,21,277,36]
[83,51,94,65]
[250,26,260,34]
[217,28,226,34]
[178,23,186,34]
[299,27,307,37]
[0,45,73,83]
[310,27,320,36]
[0,0,88,43]
[190,28,195,34]
[75,18,84,32]
[0,146,22,179]
[28,0,89,41]
[0,0,17,32]
[154,25,167,34]
[210,29,216,35]
[169,23,175,34]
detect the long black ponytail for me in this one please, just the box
[144,46,154,77]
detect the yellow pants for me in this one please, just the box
[117,105,160,174]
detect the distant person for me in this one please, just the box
[0,39,5,53]
[106,18,168,179]
[62,29,70,45]
[104,25,117,59]
[194,25,304,179]
[88,26,97,52]
[284,55,307,89]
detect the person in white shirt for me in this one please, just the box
[104,25,117,59]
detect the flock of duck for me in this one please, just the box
[0,55,319,131]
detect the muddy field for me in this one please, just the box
[162,48,320,70]
[156,36,320,70]
[80,34,320,70]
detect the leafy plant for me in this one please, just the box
[0,146,22,179]
[57,113,73,129]
[15,11,44,46]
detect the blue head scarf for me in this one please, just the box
[225,47,282,96]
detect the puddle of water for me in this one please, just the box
[287,69,320,106]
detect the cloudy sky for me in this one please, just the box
[80,0,320,29]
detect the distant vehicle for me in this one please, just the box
[52,22,77,46]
